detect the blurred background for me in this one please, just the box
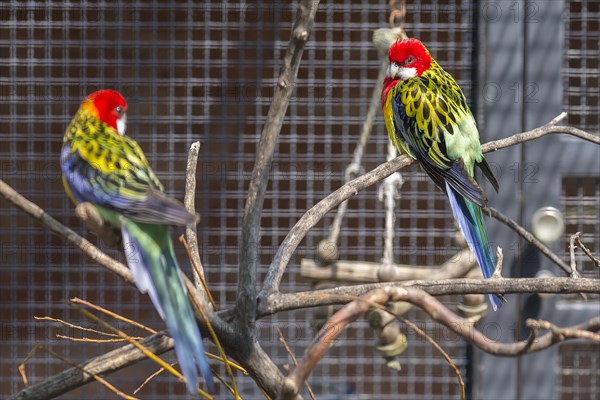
[0,1,598,399]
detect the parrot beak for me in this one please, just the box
[386,62,399,79]
[387,62,417,81]
[117,114,127,135]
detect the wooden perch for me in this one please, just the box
[300,248,476,283]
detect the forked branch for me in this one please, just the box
[277,287,600,399]
[259,113,600,303]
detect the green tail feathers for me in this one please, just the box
[445,183,503,310]
[120,218,214,393]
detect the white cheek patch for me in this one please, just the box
[117,114,127,135]
[398,67,417,80]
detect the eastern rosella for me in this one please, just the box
[61,90,214,392]
[381,39,502,310]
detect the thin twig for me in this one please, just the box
[15,335,152,400]
[277,328,316,400]
[180,235,217,309]
[484,207,572,275]
[40,346,139,400]
[398,317,465,400]
[35,316,123,338]
[70,302,212,399]
[183,141,211,303]
[569,232,582,278]
[10,332,175,400]
[574,234,600,269]
[133,363,173,395]
[71,297,157,334]
[184,279,239,399]
[55,335,140,343]
[492,247,504,279]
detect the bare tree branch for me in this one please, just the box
[1,175,285,398]
[569,232,583,278]
[0,179,135,286]
[277,290,389,399]
[574,232,600,269]
[259,115,600,302]
[259,277,600,316]
[9,332,173,400]
[485,206,571,275]
[277,286,600,399]
[183,141,210,296]
[237,0,320,331]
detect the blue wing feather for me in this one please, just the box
[61,145,196,226]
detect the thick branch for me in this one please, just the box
[236,0,320,330]
[9,332,173,400]
[260,277,600,316]
[259,115,600,301]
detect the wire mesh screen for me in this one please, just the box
[564,0,599,134]
[1,1,478,398]
[558,343,600,400]
[562,176,600,290]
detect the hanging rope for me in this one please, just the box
[319,61,387,262]
[318,2,408,264]
[378,138,404,266]
[388,0,407,30]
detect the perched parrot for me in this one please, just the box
[381,39,503,310]
[60,89,214,392]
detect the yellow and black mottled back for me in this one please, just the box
[61,108,197,226]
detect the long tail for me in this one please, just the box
[445,182,503,311]
[121,219,214,393]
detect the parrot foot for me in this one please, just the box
[75,202,121,248]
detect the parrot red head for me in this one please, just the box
[81,89,128,135]
[386,38,432,80]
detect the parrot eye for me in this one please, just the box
[115,106,124,115]
[405,56,415,65]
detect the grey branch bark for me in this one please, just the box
[182,141,215,312]
[258,114,600,303]
[277,286,600,399]
[9,332,174,400]
[236,0,320,332]
[485,206,572,275]
[260,277,600,316]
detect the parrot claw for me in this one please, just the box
[75,202,121,248]
[377,172,404,202]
